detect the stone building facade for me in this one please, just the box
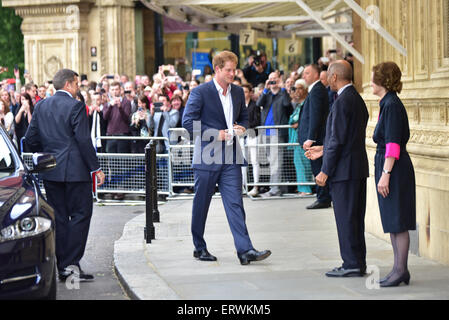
[3,0,449,265]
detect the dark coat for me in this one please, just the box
[182,81,248,171]
[25,91,100,182]
[298,81,329,146]
[321,85,369,182]
[256,88,292,139]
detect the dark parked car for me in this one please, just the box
[0,125,57,300]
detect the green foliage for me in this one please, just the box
[0,3,24,81]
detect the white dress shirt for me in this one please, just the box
[213,78,234,144]
[337,83,353,97]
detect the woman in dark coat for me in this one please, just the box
[14,93,34,154]
[371,62,416,287]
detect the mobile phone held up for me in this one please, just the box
[153,102,163,113]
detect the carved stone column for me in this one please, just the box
[3,0,136,83]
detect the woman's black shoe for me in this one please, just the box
[380,270,410,287]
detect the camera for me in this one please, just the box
[252,55,262,66]
[124,90,131,94]
[269,81,277,85]
[153,102,163,112]
[290,87,296,92]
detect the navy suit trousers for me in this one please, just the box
[43,180,93,271]
[330,179,367,270]
[192,165,254,254]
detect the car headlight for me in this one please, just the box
[0,217,52,243]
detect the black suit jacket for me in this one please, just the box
[25,91,100,182]
[321,85,369,182]
[256,88,292,139]
[298,81,329,146]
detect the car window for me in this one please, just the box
[0,136,15,177]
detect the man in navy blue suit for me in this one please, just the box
[312,60,369,277]
[298,64,332,209]
[25,69,105,282]
[182,51,271,265]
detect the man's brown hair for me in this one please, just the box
[212,51,238,70]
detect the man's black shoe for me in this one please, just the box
[238,249,271,265]
[58,266,94,282]
[193,249,217,261]
[306,201,331,209]
[325,266,365,277]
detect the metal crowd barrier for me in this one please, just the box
[167,126,316,199]
[21,126,316,201]
[94,136,170,201]
[244,125,315,189]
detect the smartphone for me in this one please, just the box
[269,81,277,85]
[328,49,337,54]
[153,102,163,112]
[192,69,202,77]
[14,64,19,71]
[106,75,115,79]
[124,90,131,94]
[167,76,176,83]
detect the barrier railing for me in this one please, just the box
[21,126,316,201]
[94,136,170,201]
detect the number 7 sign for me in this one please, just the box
[239,30,256,46]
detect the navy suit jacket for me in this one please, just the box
[25,91,100,182]
[298,81,329,146]
[321,85,369,183]
[182,81,248,171]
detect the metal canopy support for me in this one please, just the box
[343,0,407,57]
[294,0,365,64]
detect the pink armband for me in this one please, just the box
[385,143,400,160]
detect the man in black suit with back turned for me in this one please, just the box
[310,60,369,277]
[298,64,331,209]
[25,69,105,282]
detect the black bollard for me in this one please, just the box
[150,140,160,223]
[144,141,156,243]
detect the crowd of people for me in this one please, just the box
[0,48,416,287]
[0,51,344,197]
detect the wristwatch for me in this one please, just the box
[382,169,391,175]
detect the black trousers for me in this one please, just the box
[43,180,93,271]
[330,179,367,270]
[310,157,332,204]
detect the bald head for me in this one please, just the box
[328,60,353,82]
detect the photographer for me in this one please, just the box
[103,81,132,153]
[243,54,269,87]
[150,94,179,154]
[256,71,293,197]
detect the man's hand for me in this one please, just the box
[218,130,233,141]
[305,145,324,160]
[95,170,105,187]
[315,172,328,187]
[303,139,314,151]
[233,124,246,137]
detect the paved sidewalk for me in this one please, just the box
[113,197,449,300]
